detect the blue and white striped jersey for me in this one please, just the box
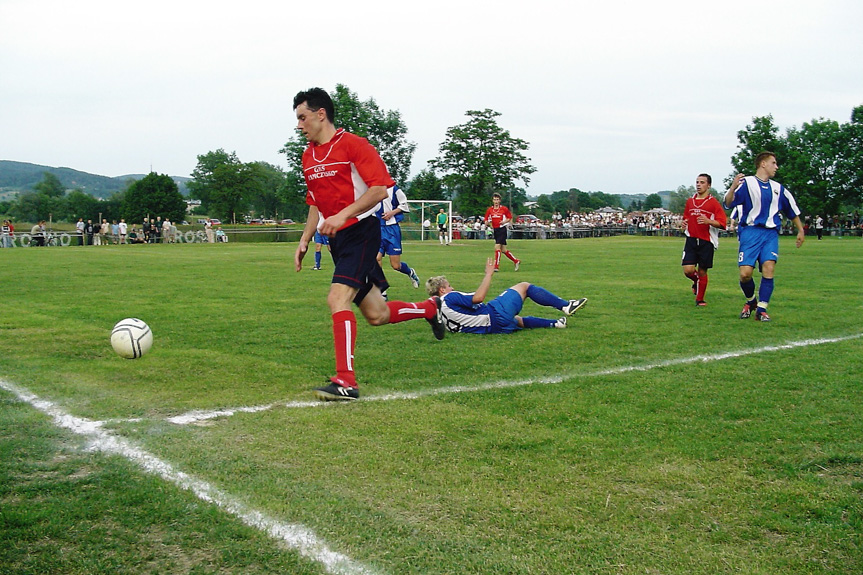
[440,291,493,334]
[376,185,408,226]
[724,176,800,229]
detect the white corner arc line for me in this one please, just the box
[164,332,863,424]
[0,379,381,575]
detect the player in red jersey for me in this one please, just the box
[681,173,727,306]
[484,193,520,272]
[292,88,445,401]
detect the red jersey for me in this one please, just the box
[684,194,727,248]
[484,205,512,229]
[302,129,394,229]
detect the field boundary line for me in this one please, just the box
[165,332,863,424]
[0,378,381,575]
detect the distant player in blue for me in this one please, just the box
[312,229,330,270]
[724,151,805,322]
[376,184,421,294]
[425,258,587,334]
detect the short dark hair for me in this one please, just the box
[492,192,502,200]
[755,151,776,170]
[697,173,712,186]
[293,87,334,123]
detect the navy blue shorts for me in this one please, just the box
[330,216,389,304]
[681,236,715,269]
[493,227,508,245]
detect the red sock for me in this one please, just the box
[386,299,436,323]
[494,250,501,267]
[696,274,708,301]
[504,250,517,262]
[331,310,357,386]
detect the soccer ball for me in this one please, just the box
[110,318,153,359]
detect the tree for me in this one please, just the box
[669,186,693,214]
[9,191,61,223]
[280,84,417,205]
[247,161,288,219]
[208,163,260,223]
[783,118,843,216]
[187,149,242,211]
[430,109,536,218]
[122,173,186,224]
[835,105,863,210]
[407,169,448,201]
[65,190,101,222]
[728,115,788,187]
[644,193,663,210]
[33,172,66,198]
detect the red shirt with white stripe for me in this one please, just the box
[684,194,727,247]
[484,205,512,229]
[302,129,394,229]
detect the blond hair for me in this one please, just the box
[426,276,448,297]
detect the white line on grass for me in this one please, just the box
[166,332,863,424]
[0,378,381,575]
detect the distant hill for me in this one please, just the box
[0,160,191,199]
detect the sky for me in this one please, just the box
[2,0,862,196]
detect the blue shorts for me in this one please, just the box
[737,226,779,268]
[487,288,524,334]
[313,231,329,246]
[379,224,403,256]
[329,217,389,304]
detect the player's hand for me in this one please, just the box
[294,242,308,272]
[485,257,495,275]
[319,214,346,237]
[796,231,805,248]
[730,173,745,190]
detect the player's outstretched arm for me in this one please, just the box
[472,258,496,304]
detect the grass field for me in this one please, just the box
[1,236,862,574]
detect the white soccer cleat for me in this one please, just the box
[554,317,567,328]
[563,298,588,316]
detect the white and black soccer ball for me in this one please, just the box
[110,318,153,359]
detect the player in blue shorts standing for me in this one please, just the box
[376,184,421,295]
[425,258,587,334]
[312,228,330,270]
[724,151,805,322]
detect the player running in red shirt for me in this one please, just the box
[484,193,520,272]
[681,173,727,306]
[292,88,445,401]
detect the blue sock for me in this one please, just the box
[740,278,756,300]
[398,262,411,276]
[526,285,568,310]
[315,251,322,268]
[758,277,774,305]
[522,316,556,329]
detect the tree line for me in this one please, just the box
[2,84,860,224]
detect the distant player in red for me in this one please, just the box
[292,88,445,401]
[484,193,520,272]
[682,173,727,306]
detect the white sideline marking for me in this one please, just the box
[166,333,863,424]
[0,379,380,575]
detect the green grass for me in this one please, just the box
[1,236,862,574]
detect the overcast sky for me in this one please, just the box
[2,0,861,195]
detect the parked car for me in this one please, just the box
[516,214,540,224]
[209,219,222,225]
[247,219,263,225]
[279,219,295,224]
